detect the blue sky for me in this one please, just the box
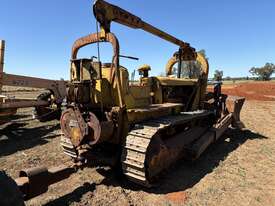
[1,0,275,80]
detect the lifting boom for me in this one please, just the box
[93,0,196,60]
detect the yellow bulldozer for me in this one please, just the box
[0,0,245,204]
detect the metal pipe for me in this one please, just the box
[15,165,76,200]
[2,73,66,90]
[177,48,182,78]
[119,55,139,61]
[0,40,5,92]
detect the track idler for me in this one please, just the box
[61,107,114,148]
[60,107,103,147]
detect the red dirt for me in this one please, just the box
[208,82,275,101]
[165,191,188,204]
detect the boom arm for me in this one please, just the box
[93,0,196,59]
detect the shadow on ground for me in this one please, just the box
[0,122,60,157]
[44,128,267,205]
[0,114,31,125]
[44,183,96,206]
[0,114,30,121]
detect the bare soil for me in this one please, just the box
[1,83,275,206]
[208,81,275,101]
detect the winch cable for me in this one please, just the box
[96,20,104,116]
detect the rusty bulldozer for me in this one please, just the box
[0,1,245,205]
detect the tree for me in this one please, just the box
[225,76,231,81]
[214,69,223,81]
[249,63,275,81]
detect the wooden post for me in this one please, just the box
[0,40,5,93]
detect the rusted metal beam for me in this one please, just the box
[2,73,67,98]
[185,112,236,160]
[0,108,17,117]
[0,41,67,117]
[0,40,66,100]
[0,99,49,109]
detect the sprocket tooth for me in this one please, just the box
[60,136,78,159]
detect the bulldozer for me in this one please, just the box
[0,0,245,205]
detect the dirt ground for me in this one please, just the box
[209,81,275,101]
[1,83,275,206]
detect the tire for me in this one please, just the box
[0,171,25,206]
[34,92,61,122]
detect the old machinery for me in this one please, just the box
[0,40,67,122]
[0,1,245,204]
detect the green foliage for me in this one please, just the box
[225,76,231,80]
[249,63,275,81]
[214,69,223,81]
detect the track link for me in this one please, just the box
[121,111,213,187]
[60,110,213,186]
[60,135,78,159]
[120,117,176,187]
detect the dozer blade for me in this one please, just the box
[226,96,245,129]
